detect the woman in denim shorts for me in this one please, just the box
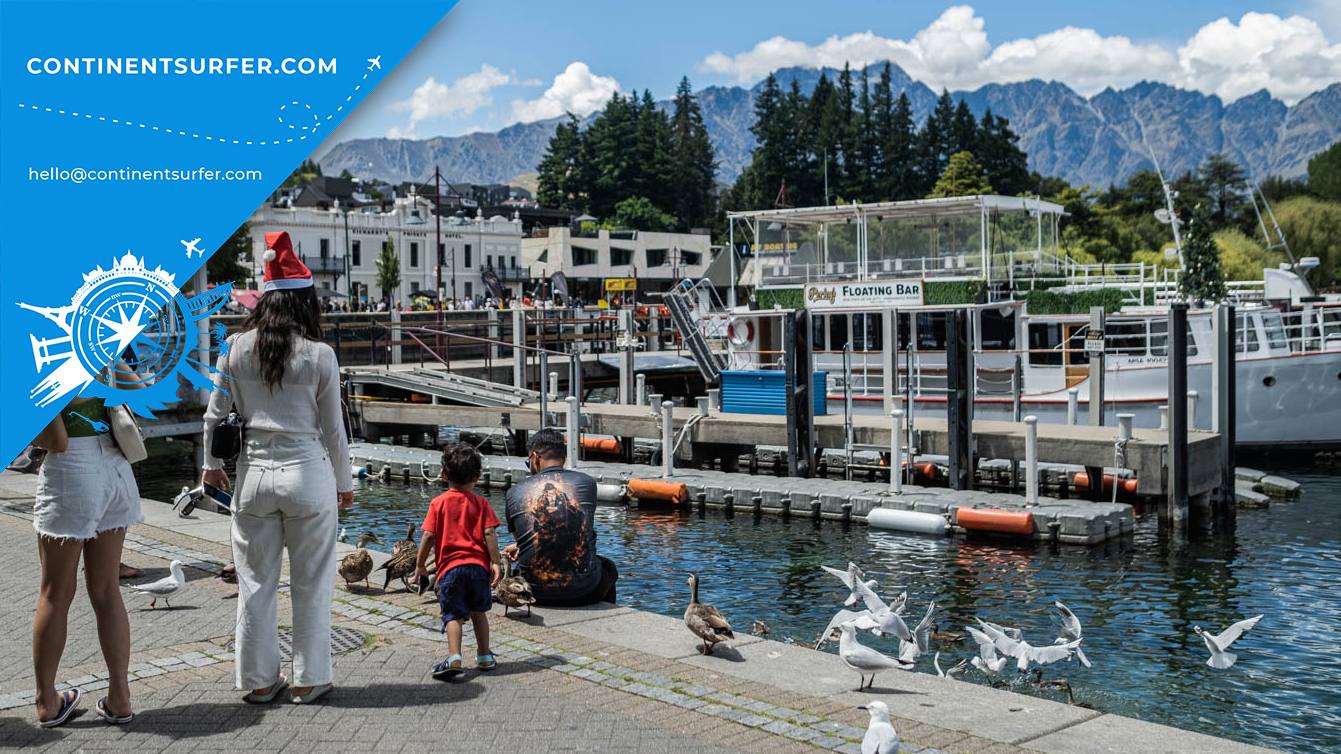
[30,366,144,728]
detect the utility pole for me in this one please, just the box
[434,166,443,357]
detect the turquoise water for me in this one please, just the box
[137,448,1341,753]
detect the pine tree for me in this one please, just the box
[917,89,956,194]
[810,73,841,206]
[927,151,992,198]
[885,92,917,199]
[836,63,861,198]
[744,73,786,209]
[536,114,583,210]
[1197,153,1247,228]
[784,79,815,205]
[375,236,400,305]
[870,64,894,198]
[1178,204,1227,304]
[950,100,977,156]
[975,110,1030,196]
[670,76,718,230]
[850,66,875,200]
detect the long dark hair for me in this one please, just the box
[241,287,323,390]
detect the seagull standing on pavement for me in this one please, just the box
[128,560,187,609]
[859,700,900,754]
[839,622,912,691]
[1194,615,1264,669]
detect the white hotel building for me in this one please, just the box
[246,192,528,304]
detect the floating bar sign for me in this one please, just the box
[803,281,924,308]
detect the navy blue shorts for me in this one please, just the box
[437,564,493,626]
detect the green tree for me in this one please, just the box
[338,168,353,180]
[1273,196,1341,287]
[1307,142,1341,202]
[283,157,322,187]
[742,73,786,209]
[975,110,1030,196]
[612,196,678,232]
[669,76,718,230]
[1198,153,1248,227]
[1178,204,1227,304]
[884,92,917,199]
[927,151,992,198]
[917,89,956,195]
[536,114,583,210]
[208,221,252,287]
[950,100,977,156]
[375,236,400,305]
[1215,229,1284,281]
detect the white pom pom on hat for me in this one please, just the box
[263,248,277,262]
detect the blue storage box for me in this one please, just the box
[720,370,827,416]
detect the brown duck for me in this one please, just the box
[683,573,734,655]
[493,558,536,617]
[338,532,381,590]
[376,523,419,591]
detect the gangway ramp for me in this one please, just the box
[344,366,538,408]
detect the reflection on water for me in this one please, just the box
[137,446,1341,753]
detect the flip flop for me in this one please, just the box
[431,655,464,680]
[289,683,332,705]
[476,653,498,671]
[242,675,288,704]
[38,688,81,728]
[95,697,133,725]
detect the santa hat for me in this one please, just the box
[262,231,313,292]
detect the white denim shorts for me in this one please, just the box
[33,435,143,541]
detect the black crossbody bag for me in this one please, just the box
[209,345,246,460]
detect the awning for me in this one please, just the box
[232,289,262,310]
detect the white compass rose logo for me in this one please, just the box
[18,252,233,416]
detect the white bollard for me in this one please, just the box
[565,396,579,469]
[1187,390,1199,430]
[1159,405,1169,430]
[661,400,675,476]
[707,388,720,411]
[635,374,646,406]
[1117,413,1134,442]
[890,409,905,494]
[696,396,709,417]
[1067,388,1079,426]
[549,372,559,399]
[1024,415,1039,505]
[648,393,663,417]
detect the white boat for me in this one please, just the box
[711,195,1341,450]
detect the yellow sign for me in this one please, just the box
[605,278,636,291]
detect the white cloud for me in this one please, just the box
[698,5,1341,104]
[388,64,513,135]
[508,62,620,124]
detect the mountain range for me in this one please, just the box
[319,62,1341,193]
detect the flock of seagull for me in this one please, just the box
[805,561,1264,754]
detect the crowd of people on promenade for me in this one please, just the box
[25,230,617,726]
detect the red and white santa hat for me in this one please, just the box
[261,231,313,292]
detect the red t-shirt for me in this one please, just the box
[421,489,501,577]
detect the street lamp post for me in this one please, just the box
[434,166,443,357]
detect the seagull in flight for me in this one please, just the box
[1054,601,1092,668]
[181,238,203,258]
[966,626,1009,677]
[820,562,880,608]
[975,618,1080,672]
[1194,615,1264,669]
[367,56,381,71]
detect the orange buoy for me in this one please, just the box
[581,436,621,455]
[912,461,939,481]
[409,393,431,403]
[1074,472,1138,496]
[627,478,689,505]
[956,507,1035,535]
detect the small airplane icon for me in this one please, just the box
[367,56,381,71]
[182,238,203,258]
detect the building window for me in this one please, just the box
[646,248,668,267]
[486,254,492,269]
[438,242,445,266]
[681,251,701,266]
[464,281,473,298]
[351,240,361,266]
[410,242,419,268]
[464,244,472,268]
[320,238,330,258]
[611,247,633,266]
[411,281,420,293]
[510,256,516,268]
[573,247,596,266]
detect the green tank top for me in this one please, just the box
[62,398,109,438]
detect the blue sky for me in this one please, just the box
[318,1,1341,153]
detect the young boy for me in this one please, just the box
[415,442,504,679]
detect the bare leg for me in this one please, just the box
[445,618,464,659]
[32,536,84,722]
[84,528,132,718]
[469,612,490,657]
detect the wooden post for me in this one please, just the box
[1167,303,1189,530]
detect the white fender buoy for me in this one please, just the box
[866,508,948,535]
[351,465,368,479]
[596,483,627,503]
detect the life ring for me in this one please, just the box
[727,318,754,347]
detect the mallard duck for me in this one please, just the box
[338,532,381,589]
[1040,680,1094,709]
[219,563,237,585]
[493,558,536,617]
[752,619,771,636]
[376,523,420,591]
[684,573,733,655]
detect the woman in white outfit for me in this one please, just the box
[203,231,353,705]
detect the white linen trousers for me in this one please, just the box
[231,432,337,690]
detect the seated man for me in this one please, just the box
[502,429,617,606]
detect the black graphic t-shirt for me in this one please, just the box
[504,466,601,602]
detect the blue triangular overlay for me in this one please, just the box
[0,0,458,462]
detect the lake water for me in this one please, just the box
[137,448,1341,753]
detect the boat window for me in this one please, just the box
[1028,322,1063,366]
[979,309,1017,351]
[1261,312,1288,350]
[1149,320,1198,357]
[896,313,910,351]
[853,313,883,352]
[1106,321,1147,355]
[811,313,825,351]
[1235,314,1260,353]
[915,312,946,350]
[829,313,849,352]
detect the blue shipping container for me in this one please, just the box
[719,370,827,416]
